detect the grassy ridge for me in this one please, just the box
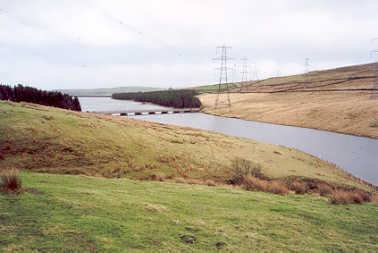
[199,63,378,138]
[0,172,377,252]
[0,101,370,190]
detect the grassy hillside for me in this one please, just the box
[1,172,377,252]
[199,63,378,138]
[0,101,371,190]
[58,86,161,97]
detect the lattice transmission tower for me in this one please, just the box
[239,57,249,92]
[371,38,378,99]
[213,45,233,108]
[303,57,311,87]
[304,57,311,74]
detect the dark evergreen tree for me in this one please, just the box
[112,89,201,108]
[0,84,81,111]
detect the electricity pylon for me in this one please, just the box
[370,38,378,99]
[304,57,311,86]
[304,57,311,73]
[239,57,249,92]
[213,45,233,108]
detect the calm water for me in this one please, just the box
[79,97,172,112]
[79,97,378,185]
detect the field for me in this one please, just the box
[199,63,378,138]
[1,172,377,252]
[0,101,371,189]
[1,101,377,252]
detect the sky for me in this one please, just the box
[1,0,378,90]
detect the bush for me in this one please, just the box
[228,158,263,185]
[268,181,289,195]
[288,181,307,194]
[0,168,22,194]
[329,190,371,205]
[317,183,334,196]
[243,176,288,195]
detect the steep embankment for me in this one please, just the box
[0,101,371,190]
[0,172,377,252]
[199,63,378,138]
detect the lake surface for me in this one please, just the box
[79,97,378,185]
[79,97,172,112]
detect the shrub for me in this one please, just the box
[329,190,370,205]
[354,190,372,202]
[228,158,263,185]
[288,181,307,194]
[243,176,288,195]
[268,181,289,195]
[317,183,334,196]
[243,176,266,191]
[0,168,22,194]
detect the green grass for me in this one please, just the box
[0,101,370,190]
[0,172,377,252]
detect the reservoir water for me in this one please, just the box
[79,97,378,185]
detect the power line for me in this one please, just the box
[213,45,233,108]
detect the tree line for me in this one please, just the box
[0,84,81,111]
[112,89,201,108]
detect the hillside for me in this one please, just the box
[199,63,378,138]
[58,86,161,97]
[1,101,377,252]
[0,172,377,252]
[0,101,371,190]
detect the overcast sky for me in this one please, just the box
[1,0,378,90]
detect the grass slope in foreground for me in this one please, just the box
[0,172,377,252]
[0,101,370,190]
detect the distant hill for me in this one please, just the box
[58,86,161,97]
[199,62,378,138]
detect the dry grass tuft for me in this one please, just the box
[287,181,307,194]
[317,183,334,196]
[0,168,22,194]
[330,190,372,205]
[243,176,288,195]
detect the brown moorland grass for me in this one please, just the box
[243,176,289,195]
[199,63,378,138]
[0,168,22,194]
[330,190,372,205]
[226,159,373,204]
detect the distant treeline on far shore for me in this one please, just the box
[112,89,201,108]
[0,84,81,111]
